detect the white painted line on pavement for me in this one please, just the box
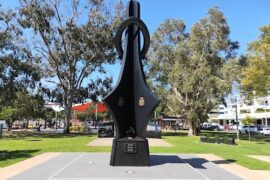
[180,158,210,180]
[48,153,85,180]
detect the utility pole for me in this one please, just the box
[55,110,58,130]
[95,103,98,122]
[265,100,268,127]
[235,97,240,140]
[95,103,98,129]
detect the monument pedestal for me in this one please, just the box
[110,137,149,166]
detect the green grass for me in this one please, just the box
[0,133,111,167]
[153,134,270,170]
[1,131,270,170]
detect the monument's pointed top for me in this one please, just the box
[129,0,139,4]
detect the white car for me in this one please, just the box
[146,123,161,138]
[239,125,258,134]
[218,125,224,131]
[231,125,239,130]
[147,123,161,132]
[0,121,7,129]
[259,127,270,136]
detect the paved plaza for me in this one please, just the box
[4,153,242,180]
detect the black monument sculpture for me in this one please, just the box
[103,0,160,166]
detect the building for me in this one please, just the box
[45,102,64,112]
[208,96,270,126]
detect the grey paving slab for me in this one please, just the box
[8,153,243,180]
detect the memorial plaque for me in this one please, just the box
[103,0,160,166]
[124,143,137,153]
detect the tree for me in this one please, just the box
[242,116,256,141]
[76,112,89,122]
[0,107,17,131]
[242,116,256,126]
[0,6,41,131]
[0,90,42,130]
[241,25,270,98]
[148,8,239,136]
[0,6,40,109]
[18,0,117,133]
[42,107,56,128]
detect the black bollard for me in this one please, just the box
[0,124,3,139]
[217,137,224,144]
[227,138,235,145]
[103,0,160,166]
[200,136,207,143]
[209,137,215,143]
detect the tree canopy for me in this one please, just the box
[0,6,40,107]
[241,25,270,98]
[148,7,239,136]
[18,0,119,133]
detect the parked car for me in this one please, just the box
[0,121,7,129]
[218,125,224,131]
[200,123,223,131]
[224,124,235,130]
[230,125,238,130]
[209,125,219,131]
[239,125,258,134]
[146,123,162,138]
[256,125,264,131]
[97,122,114,138]
[259,127,270,136]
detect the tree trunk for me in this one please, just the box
[64,106,72,134]
[63,92,73,134]
[7,120,14,131]
[188,120,198,136]
[44,120,47,129]
[8,124,12,131]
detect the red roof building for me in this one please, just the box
[72,102,108,113]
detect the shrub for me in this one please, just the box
[256,108,265,113]
[240,109,250,114]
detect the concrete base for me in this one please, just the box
[9,153,242,180]
[110,137,149,166]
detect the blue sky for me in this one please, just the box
[1,0,270,90]
[111,0,270,87]
[134,0,270,54]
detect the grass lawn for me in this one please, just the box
[1,131,270,170]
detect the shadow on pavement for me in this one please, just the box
[0,149,40,161]
[212,159,236,164]
[150,155,209,169]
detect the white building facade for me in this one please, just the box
[208,96,270,126]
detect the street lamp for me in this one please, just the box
[265,100,268,127]
[233,97,240,140]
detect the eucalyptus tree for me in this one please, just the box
[18,0,119,133]
[149,8,239,136]
[241,25,270,98]
[0,6,40,110]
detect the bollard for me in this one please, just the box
[227,138,235,145]
[0,124,3,139]
[200,136,207,143]
[209,137,215,143]
[217,137,224,144]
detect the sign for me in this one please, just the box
[124,143,137,153]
